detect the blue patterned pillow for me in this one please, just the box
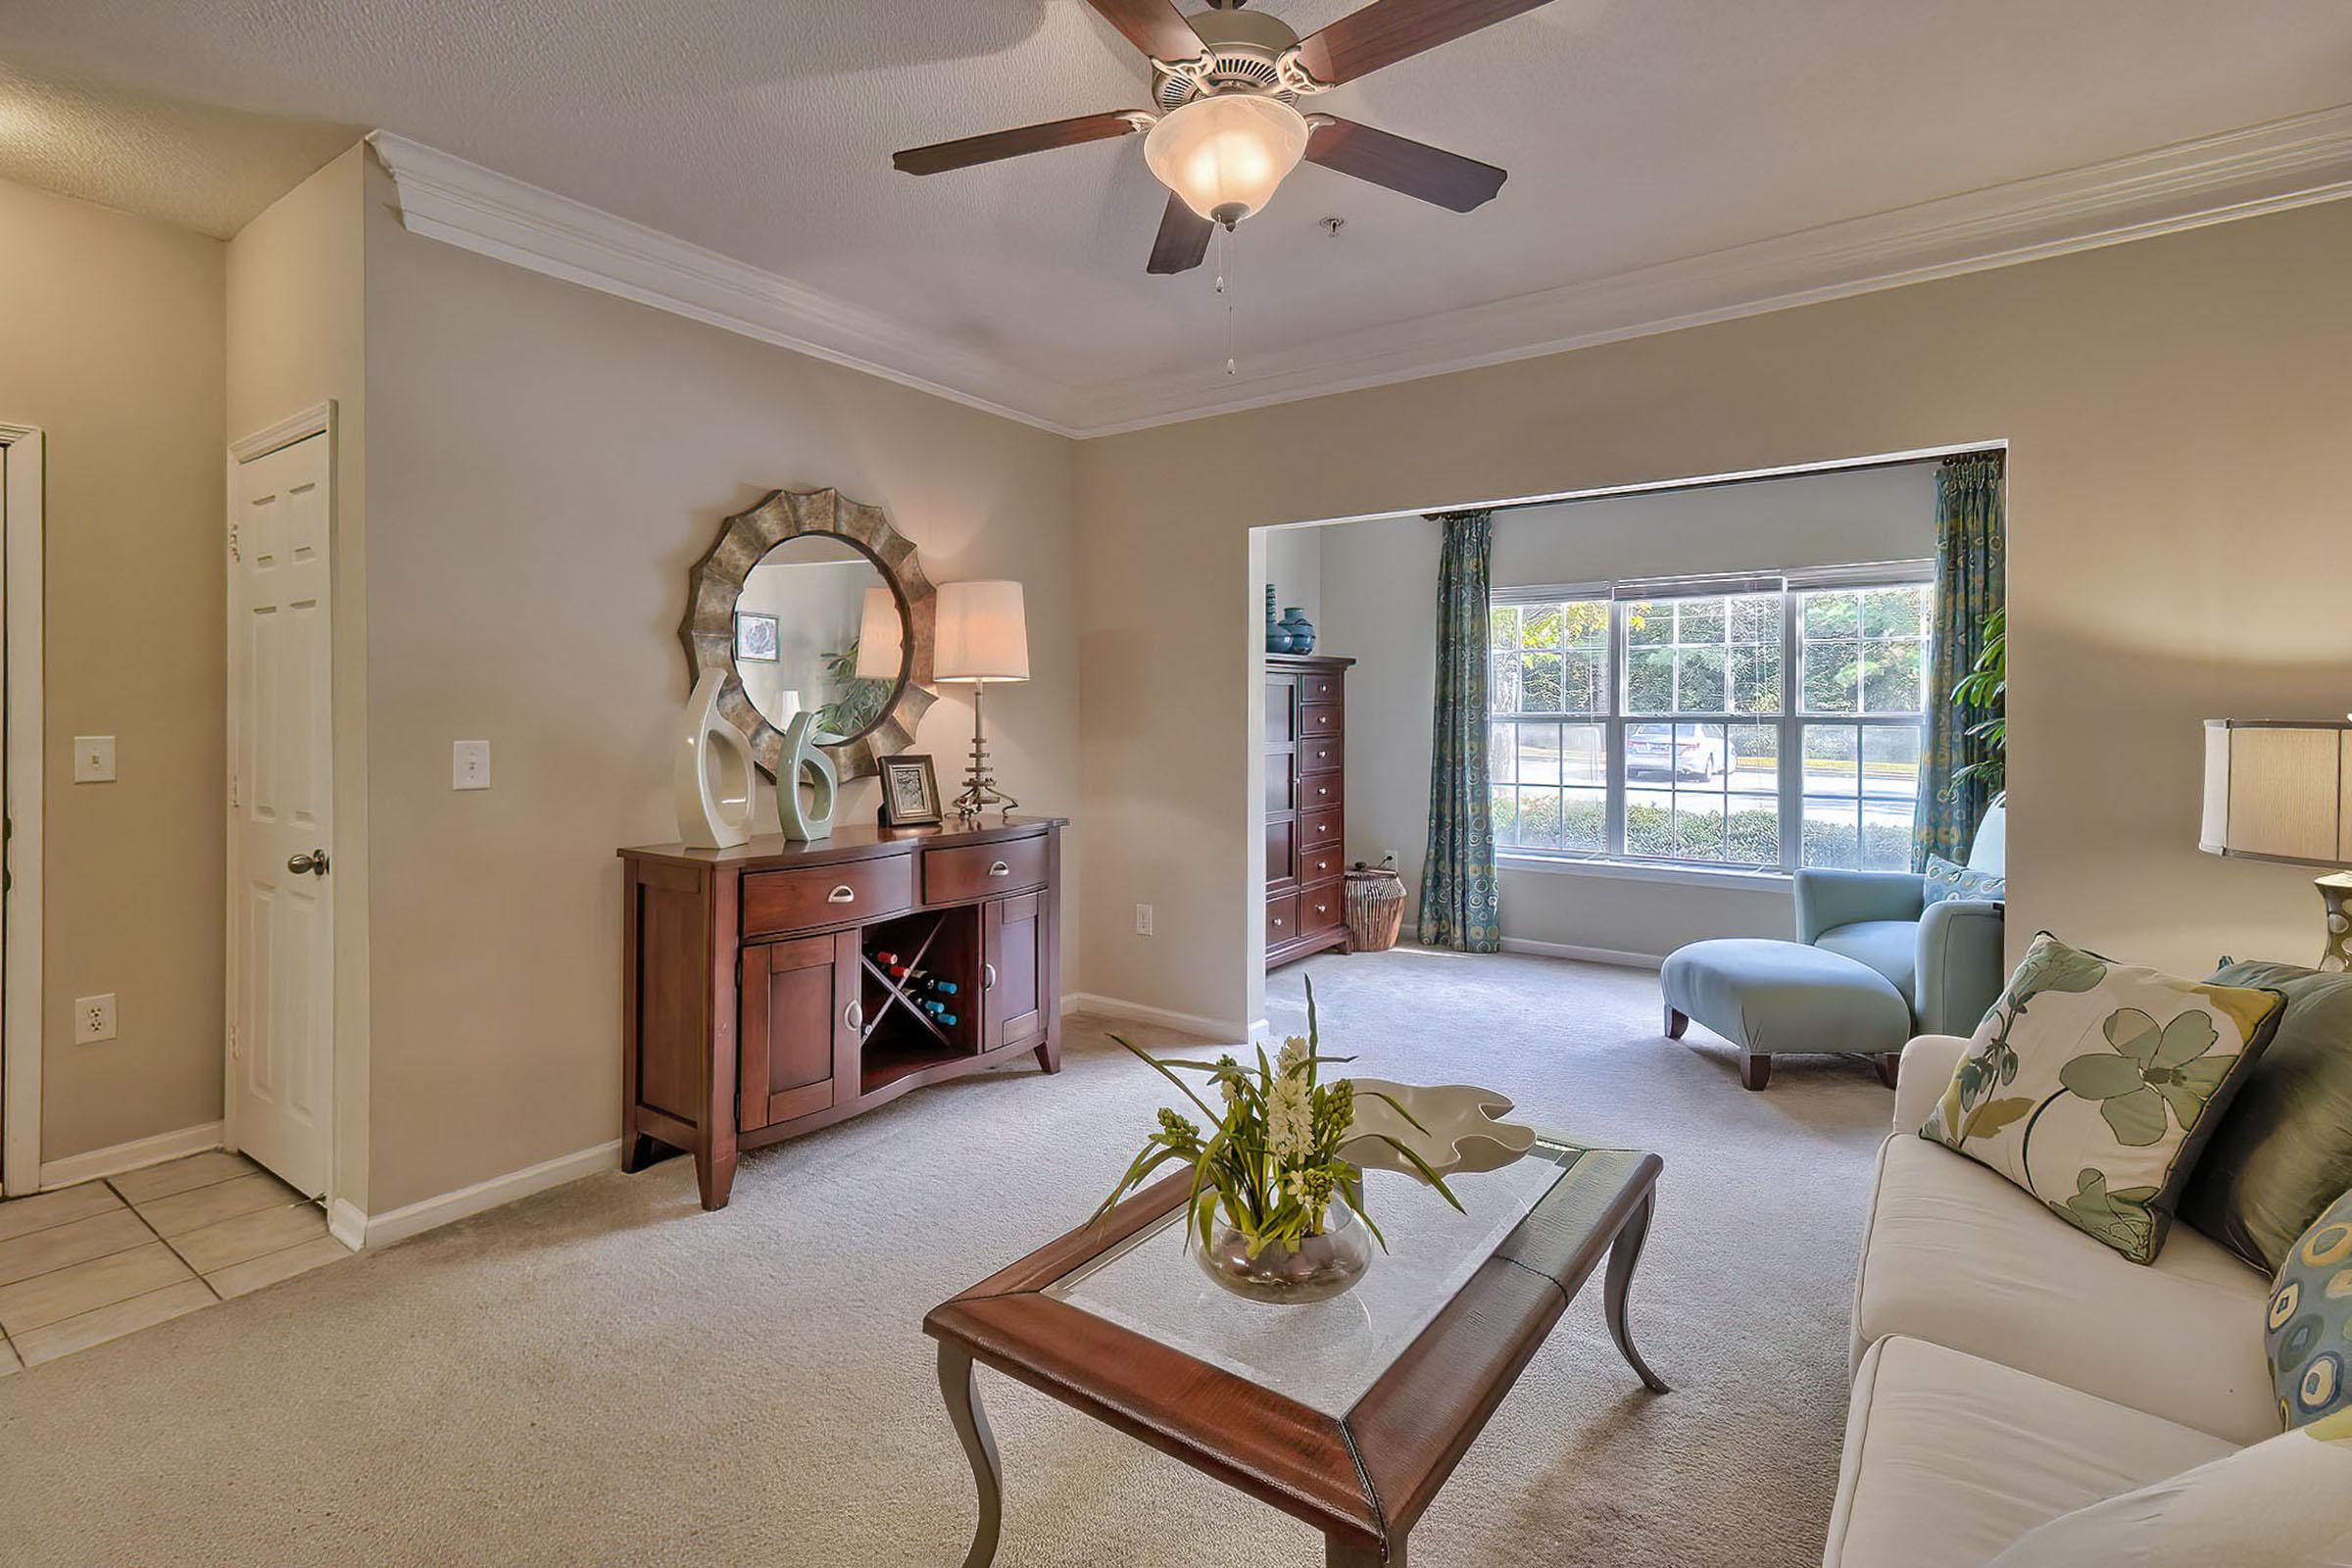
[1921,854,2005,906]
[2270,1186,2352,1430]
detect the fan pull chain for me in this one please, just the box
[1216,221,1238,378]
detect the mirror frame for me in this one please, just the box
[679,487,936,784]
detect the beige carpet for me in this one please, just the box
[0,948,1889,1566]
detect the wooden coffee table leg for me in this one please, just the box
[1605,1190,1670,1394]
[1327,1533,1403,1566]
[938,1344,1004,1568]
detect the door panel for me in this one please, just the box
[228,431,333,1199]
[985,893,1046,1051]
[738,936,843,1130]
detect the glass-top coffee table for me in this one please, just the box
[924,1137,1666,1566]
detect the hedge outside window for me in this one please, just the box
[1489,572,1930,874]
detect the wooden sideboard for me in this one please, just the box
[619,818,1064,1209]
[1265,653,1354,970]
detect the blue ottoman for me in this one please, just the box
[1660,938,1912,1091]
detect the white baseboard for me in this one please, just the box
[327,1198,368,1250]
[1062,992,1248,1042]
[1497,937,1667,970]
[40,1121,223,1190]
[345,1140,622,1249]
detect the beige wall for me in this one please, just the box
[224,144,370,1206]
[1314,466,1936,961]
[359,156,1082,1212]
[1078,199,2352,1031]
[0,177,226,1162]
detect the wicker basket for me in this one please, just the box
[1344,865,1407,953]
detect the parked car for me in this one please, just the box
[1626,723,1724,781]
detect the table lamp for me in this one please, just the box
[2199,717,2352,971]
[934,580,1028,819]
[854,585,904,684]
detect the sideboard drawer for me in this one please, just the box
[1298,772,1343,811]
[1300,702,1343,739]
[925,833,1049,905]
[1300,671,1343,705]
[1299,804,1344,849]
[1298,845,1345,886]
[743,855,915,936]
[1298,880,1344,935]
[1265,893,1299,948]
[1298,736,1343,775]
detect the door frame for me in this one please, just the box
[1,422,43,1197]
[224,401,338,1201]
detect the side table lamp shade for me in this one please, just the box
[854,586,904,684]
[2199,718,2352,971]
[935,580,1029,818]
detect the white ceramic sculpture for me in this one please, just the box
[776,710,839,842]
[1340,1079,1538,1182]
[674,667,758,849]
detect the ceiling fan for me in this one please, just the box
[891,0,1558,274]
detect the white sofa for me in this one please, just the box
[1823,1034,2277,1567]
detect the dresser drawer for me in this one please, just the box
[1265,893,1299,948]
[1300,702,1343,739]
[743,855,915,936]
[1299,804,1344,850]
[1298,771,1343,811]
[1298,735,1343,775]
[1298,845,1346,886]
[1300,671,1343,704]
[924,833,1049,905]
[1298,880,1345,935]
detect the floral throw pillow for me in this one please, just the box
[2269,1187,2352,1432]
[1921,854,2006,907]
[1920,933,2287,1263]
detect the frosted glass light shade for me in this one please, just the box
[854,586,903,680]
[1144,95,1310,224]
[2200,719,2352,867]
[935,580,1029,684]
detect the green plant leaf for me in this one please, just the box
[1354,1086,1435,1137]
[1105,1032,1225,1122]
[1365,1135,1466,1212]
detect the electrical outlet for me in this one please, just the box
[1134,904,1154,937]
[73,736,117,783]
[74,993,117,1044]
[452,740,491,791]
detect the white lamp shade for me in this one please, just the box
[854,586,903,680]
[935,580,1029,683]
[2200,719,2352,867]
[1144,95,1310,224]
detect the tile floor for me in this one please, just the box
[0,1151,350,1370]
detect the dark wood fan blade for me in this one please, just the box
[1295,0,1557,85]
[1305,116,1506,212]
[893,112,1147,175]
[1147,192,1213,274]
[1082,0,1204,60]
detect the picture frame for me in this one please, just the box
[878,754,945,829]
[733,612,779,663]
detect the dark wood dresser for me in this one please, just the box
[619,818,1064,1209]
[1264,653,1353,970]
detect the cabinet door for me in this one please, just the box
[984,891,1047,1052]
[738,931,858,1130]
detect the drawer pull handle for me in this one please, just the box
[1317,787,1329,798]
[826,885,857,904]
[983,962,999,990]
[988,860,1010,877]
[1272,917,1285,929]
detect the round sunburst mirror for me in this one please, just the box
[679,487,936,785]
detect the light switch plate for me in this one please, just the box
[452,740,491,791]
[73,736,116,783]
[1134,904,1154,936]
[74,993,117,1044]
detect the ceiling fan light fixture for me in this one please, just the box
[1143,93,1309,226]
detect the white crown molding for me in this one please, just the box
[369,105,2352,440]
[365,133,1083,437]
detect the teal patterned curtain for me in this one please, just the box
[1915,454,2006,868]
[1417,512,1501,952]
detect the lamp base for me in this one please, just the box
[951,680,1019,823]
[2319,873,2351,973]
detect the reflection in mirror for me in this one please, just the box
[733,535,907,743]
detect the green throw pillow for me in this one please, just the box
[2181,959,2352,1273]
[1920,933,2286,1263]
[1921,854,2005,907]
[2268,1187,2352,1432]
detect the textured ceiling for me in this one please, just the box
[4,0,2351,398]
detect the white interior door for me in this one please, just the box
[228,430,333,1198]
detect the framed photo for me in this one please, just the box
[879,754,944,829]
[733,612,779,663]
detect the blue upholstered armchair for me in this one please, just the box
[1793,802,2008,1038]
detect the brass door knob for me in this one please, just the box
[287,850,329,876]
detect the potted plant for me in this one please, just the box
[1093,979,1462,1303]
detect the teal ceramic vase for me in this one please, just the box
[1280,607,1317,655]
[1266,585,1295,653]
